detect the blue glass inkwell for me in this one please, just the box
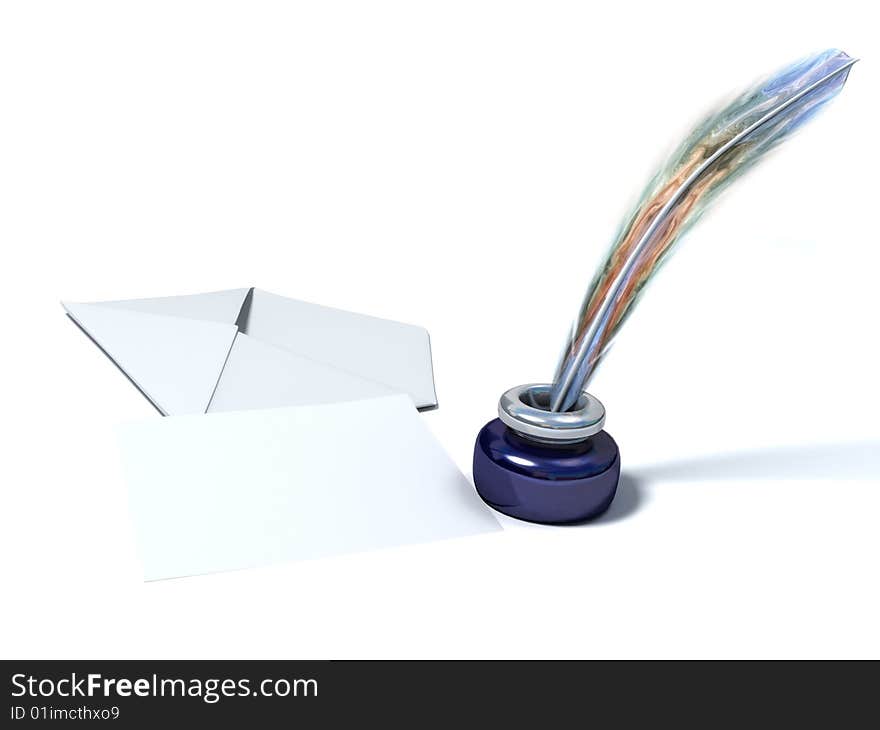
[472,49,856,524]
[473,385,619,524]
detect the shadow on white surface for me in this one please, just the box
[631,442,880,482]
[583,442,880,526]
[592,474,643,524]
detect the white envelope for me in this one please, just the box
[63,287,438,414]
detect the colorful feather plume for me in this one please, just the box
[550,49,857,412]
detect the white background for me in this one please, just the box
[1,1,878,659]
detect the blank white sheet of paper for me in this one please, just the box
[118,395,500,580]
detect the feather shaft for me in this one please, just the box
[550,50,857,412]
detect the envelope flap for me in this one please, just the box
[96,288,252,324]
[208,334,395,413]
[64,302,238,415]
[244,289,438,409]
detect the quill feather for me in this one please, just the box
[551,49,857,412]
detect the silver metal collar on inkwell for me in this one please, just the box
[498,383,605,444]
